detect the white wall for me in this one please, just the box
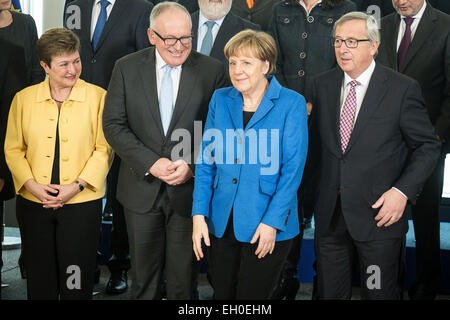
[21,0,64,36]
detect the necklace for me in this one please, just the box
[53,98,65,104]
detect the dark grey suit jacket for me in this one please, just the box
[231,0,280,31]
[377,3,450,139]
[64,0,153,89]
[192,11,260,75]
[102,47,229,216]
[310,64,440,241]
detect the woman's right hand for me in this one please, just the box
[192,215,210,261]
[23,179,60,207]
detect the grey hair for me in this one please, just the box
[332,11,380,44]
[149,1,192,30]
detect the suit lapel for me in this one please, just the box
[227,93,244,130]
[383,14,401,70]
[191,11,199,51]
[326,68,344,155]
[209,13,234,58]
[139,48,165,140]
[400,5,437,72]
[94,0,126,52]
[166,53,199,138]
[82,0,94,46]
[345,65,388,153]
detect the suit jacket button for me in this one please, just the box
[232,178,237,184]
[307,16,314,23]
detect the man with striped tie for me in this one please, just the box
[309,12,440,299]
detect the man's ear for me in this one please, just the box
[148,28,156,46]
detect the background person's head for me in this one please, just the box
[392,0,425,17]
[198,0,232,21]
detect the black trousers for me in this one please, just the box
[104,155,131,272]
[207,214,293,300]
[124,185,197,300]
[17,196,102,300]
[315,200,404,300]
[409,148,444,299]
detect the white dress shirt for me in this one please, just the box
[90,0,116,40]
[196,12,226,51]
[299,0,322,16]
[339,59,376,128]
[155,48,182,105]
[396,0,426,51]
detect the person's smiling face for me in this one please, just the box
[228,49,269,96]
[40,51,82,89]
[148,9,192,67]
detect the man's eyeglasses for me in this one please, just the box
[152,29,193,46]
[332,38,371,48]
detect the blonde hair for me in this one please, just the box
[224,29,277,75]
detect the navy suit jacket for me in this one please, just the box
[377,3,450,139]
[192,76,308,242]
[64,0,153,89]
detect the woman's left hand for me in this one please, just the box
[250,223,277,259]
[43,183,80,209]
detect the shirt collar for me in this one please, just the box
[400,0,426,20]
[36,77,86,103]
[155,47,183,70]
[94,0,115,7]
[344,59,376,88]
[299,0,322,14]
[198,11,226,29]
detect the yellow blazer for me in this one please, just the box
[4,78,113,204]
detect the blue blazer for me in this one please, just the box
[192,76,308,242]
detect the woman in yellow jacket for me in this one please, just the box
[4,28,112,300]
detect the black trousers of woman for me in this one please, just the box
[207,213,293,300]
[16,196,102,300]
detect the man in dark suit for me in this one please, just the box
[102,2,228,299]
[0,39,27,288]
[310,12,440,299]
[192,0,260,77]
[64,0,154,295]
[377,0,450,300]
[230,0,279,31]
[353,0,396,17]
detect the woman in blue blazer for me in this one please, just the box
[192,30,308,299]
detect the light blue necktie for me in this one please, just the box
[92,0,110,50]
[200,21,215,56]
[159,65,174,135]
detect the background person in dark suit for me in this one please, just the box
[102,2,228,299]
[310,12,440,299]
[192,0,260,77]
[231,0,280,31]
[0,38,27,288]
[377,0,450,300]
[64,0,154,295]
[352,0,396,17]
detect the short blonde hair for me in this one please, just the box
[224,30,277,75]
[36,28,80,66]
